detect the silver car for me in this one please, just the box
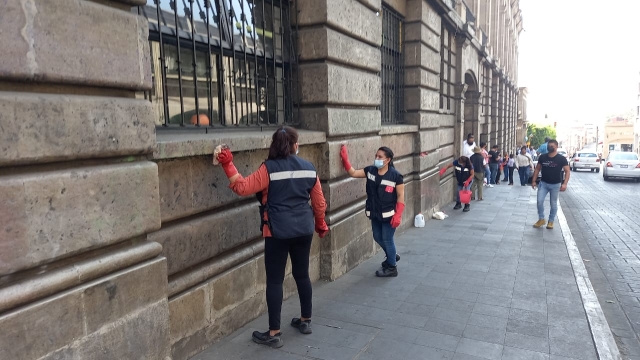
[570,152,600,172]
[603,152,640,182]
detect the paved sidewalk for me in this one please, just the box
[194,185,600,360]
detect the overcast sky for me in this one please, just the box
[518,0,640,126]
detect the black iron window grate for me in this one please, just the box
[381,6,404,124]
[439,25,455,112]
[137,0,297,129]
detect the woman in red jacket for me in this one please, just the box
[215,126,328,348]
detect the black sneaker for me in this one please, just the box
[463,204,470,212]
[375,266,398,277]
[291,318,312,334]
[453,202,462,210]
[381,254,401,268]
[252,330,283,348]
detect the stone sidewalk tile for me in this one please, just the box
[192,185,600,360]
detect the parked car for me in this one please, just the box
[603,152,640,182]
[570,152,600,173]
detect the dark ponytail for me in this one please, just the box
[268,126,299,160]
[378,146,395,168]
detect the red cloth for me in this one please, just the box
[229,164,327,238]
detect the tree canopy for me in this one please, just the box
[527,124,557,148]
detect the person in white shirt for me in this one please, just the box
[515,146,534,186]
[462,133,476,158]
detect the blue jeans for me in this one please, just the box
[537,181,561,222]
[489,164,499,184]
[456,182,472,203]
[518,168,529,186]
[371,218,397,266]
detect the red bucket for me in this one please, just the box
[459,189,472,204]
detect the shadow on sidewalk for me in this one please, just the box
[193,185,599,360]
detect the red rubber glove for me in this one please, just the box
[217,148,238,178]
[439,167,447,177]
[463,178,472,187]
[315,219,329,238]
[340,145,352,172]
[390,203,405,229]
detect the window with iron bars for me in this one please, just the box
[380,6,404,124]
[439,25,456,112]
[137,0,296,128]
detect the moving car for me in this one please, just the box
[557,148,569,159]
[603,151,640,182]
[569,152,600,173]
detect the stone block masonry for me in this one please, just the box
[0,0,522,358]
[0,0,169,358]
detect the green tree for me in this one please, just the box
[527,124,557,148]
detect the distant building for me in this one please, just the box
[517,87,528,147]
[635,73,640,155]
[604,117,634,158]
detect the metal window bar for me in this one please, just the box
[381,6,404,124]
[138,0,296,129]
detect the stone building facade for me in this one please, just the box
[0,0,521,359]
[517,87,528,148]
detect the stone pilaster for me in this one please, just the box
[297,0,383,280]
[0,0,169,359]
[404,0,455,218]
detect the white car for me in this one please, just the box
[569,152,600,173]
[603,152,640,182]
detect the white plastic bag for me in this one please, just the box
[414,214,425,227]
[432,211,448,220]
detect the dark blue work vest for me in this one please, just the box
[263,156,317,239]
[364,166,402,221]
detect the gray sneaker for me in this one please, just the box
[252,330,283,348]
[291,318,312,334]
[375,266,398,277]
[381,254,401,268]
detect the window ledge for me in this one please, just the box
[154,128,327,160]
[379,124,419,136]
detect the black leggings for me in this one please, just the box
[264,234,313,330]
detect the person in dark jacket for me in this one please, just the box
[215,126,329,348]
[340,145,405,277]
[439,156,474,212]
[469,147,485,201]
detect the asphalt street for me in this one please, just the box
[560,168,640,359]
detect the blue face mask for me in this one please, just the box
[374,159,385,168]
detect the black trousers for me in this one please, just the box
[508,167,515,184]
[264,234,313,330]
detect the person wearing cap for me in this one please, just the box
[469,146,485,200]
[214,126,329,348]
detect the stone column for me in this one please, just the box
[403,0,454,219]
[491,73,499,146]
[297,0,382,280]
[0,0,169,359]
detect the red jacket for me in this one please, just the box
[229,164,327,238]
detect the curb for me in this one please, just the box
[557,204,622,360]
